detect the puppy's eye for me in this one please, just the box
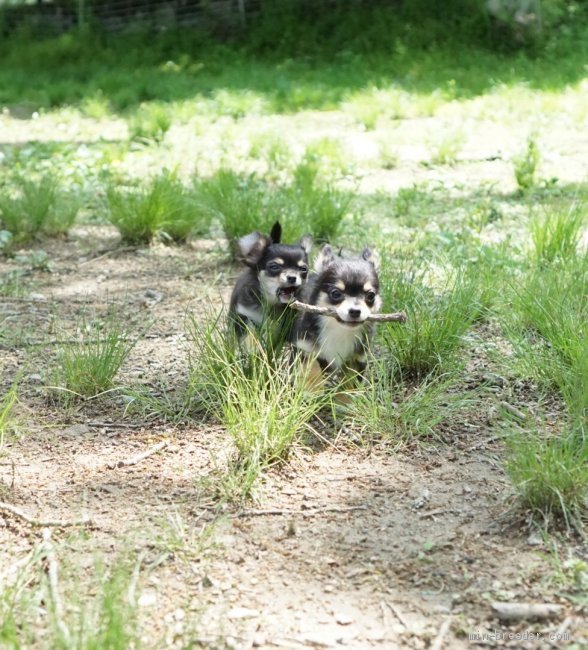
[365,290,376,305]
[329,288,344,302]
[300,265,308,275]
[267,262,281,273]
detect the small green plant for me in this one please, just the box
[379,261,481,379]
[505,426,588,529]
[49,309,138,403]
[106,172,209,245]
[531,203,585,266]
[0,175,79,245]
[128,103,172,142]
[186,312,327,497]
[513,136,541,193]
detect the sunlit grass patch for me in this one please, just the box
[106,172,210,245]
[429,129,465,166]
[128,102,172,143]
[0,175,80,246]
[49,309,139,404]
[186,313,328,498]
[343,86,447,129]
[199,165,351,255]
[531,203,585,266]
[505,244,587,420]
[209,88,271,119]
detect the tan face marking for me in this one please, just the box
[273,258,284,265]
[297,260,306,267]
[335,280,346,290]
[363,282,374,292]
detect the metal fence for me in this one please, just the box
[0,0,262,33]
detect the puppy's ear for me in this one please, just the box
[299,234,313,254]
[361,246,379,269]
[238,231,271,267]
[269,221,282,244]
[314,244,335,273]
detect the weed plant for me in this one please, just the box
[513,136,541,193]
[106,172,210,244]
[0,175,79,245]
[50,309,138,403]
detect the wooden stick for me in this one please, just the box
[107,440,169,469]
[238,505,367,518]
[0,501,94,528]
[289,300,407,323]
[491,602,564,621]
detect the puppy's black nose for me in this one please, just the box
[286,275,297,285]
[348,308,361,319]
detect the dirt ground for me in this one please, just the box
[1,226,587,649]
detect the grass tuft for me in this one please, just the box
[186,312,327,497]
[506,426,588,528]
[49,309,138,403]
[378,260,481,379]
[351,359,474,443]
[0,175,79,245]
[531,203,585,266]
[513,136,541,193]
[106,172,210,245]
[128,102,172,143]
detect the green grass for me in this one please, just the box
[49,310,139,403]
[378,260,482,379]
[506,426,588,529]
[186,313,328,497]
[128,102,173,143]
[200,163,350,255]
[106,172,211,245]
[531,202,585,266]
[513,136,541,193]
[0,175,79,245]
[351,360,475,443]
[0,382,17,448]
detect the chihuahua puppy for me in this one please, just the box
[293,244,381,378]
[229,222,312,343]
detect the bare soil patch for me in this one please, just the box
[1,229,586,649]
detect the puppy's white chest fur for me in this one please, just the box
[317,316,362,368]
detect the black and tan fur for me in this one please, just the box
[293,244,381,380]
[229,222,312,343]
